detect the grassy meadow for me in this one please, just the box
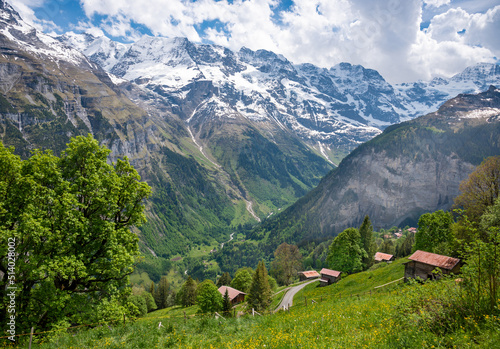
[3,258,499,348]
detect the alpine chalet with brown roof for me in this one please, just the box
[404,250,461,282]
[218,286,246,305]
[298,270,320,281]
[319,268,341,286]
[374,252,395,263]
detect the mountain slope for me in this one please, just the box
[0,1,239,258]
[0,0,334,260]
[256,86,500,244]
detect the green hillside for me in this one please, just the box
[16,258,499,348]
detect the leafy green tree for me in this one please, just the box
[270,242,302,286]
[476,197,500,311]
[454,156,500,223]
[128,295,148,317]
[267,275,278,292]
[196,280,222,314]
[359,216,376,269]
[327,228,366,274]
[216,272,232,287]
[415,210,454,253]
[142,292,157,313]
[180,276,197,307]
[230,268,253,293]
[0,135,151,333]
[246,261,272,312]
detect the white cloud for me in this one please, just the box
[408,5,500,80]
[424,0,451,8]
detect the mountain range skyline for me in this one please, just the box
[11,0,500,85]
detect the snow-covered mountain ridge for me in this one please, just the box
[59,32,500,157]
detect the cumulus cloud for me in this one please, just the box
[409,5,499,80]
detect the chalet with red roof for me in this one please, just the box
[319,268,341,286]
[218,286,246,305]
[298,270,320,281]
[374,252,395,263]
[404,250,461,282]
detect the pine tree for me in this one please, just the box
[359,216,376,269]
[216,272,232,287]
[155,276,169,309]
[222,289,232,316]
[181,276,197,307]
[150,281,155,296]
[246,261,272,312]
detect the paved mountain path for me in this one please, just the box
[275,278,319,312]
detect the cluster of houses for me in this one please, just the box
[217,249,461,307]
[383,227,417,240]
[298,249,461,286]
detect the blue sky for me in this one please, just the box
[12,0,500,83]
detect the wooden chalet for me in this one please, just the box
[218,286,246,305]
[298,270,320,281]
[374,252,395,263]
[319,268,341,286]
[404,250,461,282]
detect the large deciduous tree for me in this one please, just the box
[270,242,302,286]
[327,228,366,274]
[196,280,222,314]
[0,135,151,333]
[230,268,253,293]
[415,210,454,254]
[454,156,500,222]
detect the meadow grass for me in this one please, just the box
[7,258,498,348]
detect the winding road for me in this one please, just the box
[275,278,319,312]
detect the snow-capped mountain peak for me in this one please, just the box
[56,31,500,156]
[0,1,90,68]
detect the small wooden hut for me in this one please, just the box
[404,250,460,282]
[298,270,320,281]
[218,286,246,305]
[374,252,395,263]
[319,268,341,286]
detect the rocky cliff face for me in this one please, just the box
[260,86,500,243]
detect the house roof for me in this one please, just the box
[408,250,460,270]
[218,286,246,301]
[320,268,341,278]
[374,252,394,262]
[299,270,320,278]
